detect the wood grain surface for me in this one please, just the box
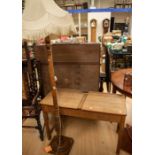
[35,43,100,95]
[82,92,126,115]
[40,89,86,109]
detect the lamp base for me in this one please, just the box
[48,135,74,155]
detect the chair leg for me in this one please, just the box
[112,85,117,94]
[36,116,44,141]
[99,77,104,92]
[106,81,111,92]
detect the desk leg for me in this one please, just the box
[43,111,51,140]
[116,116,125,154]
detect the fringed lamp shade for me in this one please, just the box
[22,0,76,41]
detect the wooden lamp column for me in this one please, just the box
[44,36,74,155]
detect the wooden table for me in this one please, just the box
[40,89,127,154]
[111,68,132,97]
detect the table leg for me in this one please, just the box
[43,111,51,140]
[116,116,126,154]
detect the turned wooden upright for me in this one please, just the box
[44,36,62,138]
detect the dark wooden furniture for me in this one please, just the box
[114,0,124,8]
[35,43,100,95]
[99,72,106,92]
[99,45,111,92]
[111,68,132,97]
[40,89,127,154]
[59,1,88,10]
[114,0,132,8]
[123,0,132,8]
[104,45,132,92]
[22,58,44,141]
[120,124,132,154]
[61,2,88,10]
[108,48,132,71]
[63,4,75,10]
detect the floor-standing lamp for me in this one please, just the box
[22,0,76,154]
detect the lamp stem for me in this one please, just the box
[44,36,74,155]
[45,36,62,139]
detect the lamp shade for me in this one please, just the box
[22,0,76,41]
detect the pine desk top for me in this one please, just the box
[40,89,126,116]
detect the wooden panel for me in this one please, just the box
[34,46,48,64]
[35,43,100,95]
[52,43,100,63]
[52,43,100,92]
[41,105,123,122]
[40,89,86,109]
[82,92,127,115]
[54,64,99,91]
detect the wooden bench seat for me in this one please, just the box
[40,88,127,154]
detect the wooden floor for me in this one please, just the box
[22,84,132,155]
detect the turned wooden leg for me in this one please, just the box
[116,116,125,154]
[99,77,104,92]
[112,85,117,93]
[106,81,111,92]
[43,111,51,140]
[36,115,44,141]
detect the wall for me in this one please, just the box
[88,12,111,42]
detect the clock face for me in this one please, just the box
[91,21,95,27]
[90,19,97,28]
[103,19,110,28]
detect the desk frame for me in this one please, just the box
[40,104,126,154]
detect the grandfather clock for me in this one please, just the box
[90,19,97,42]
[103,19,110,34]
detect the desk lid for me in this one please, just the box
[82,92,127,115]
[40,89,86,109]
